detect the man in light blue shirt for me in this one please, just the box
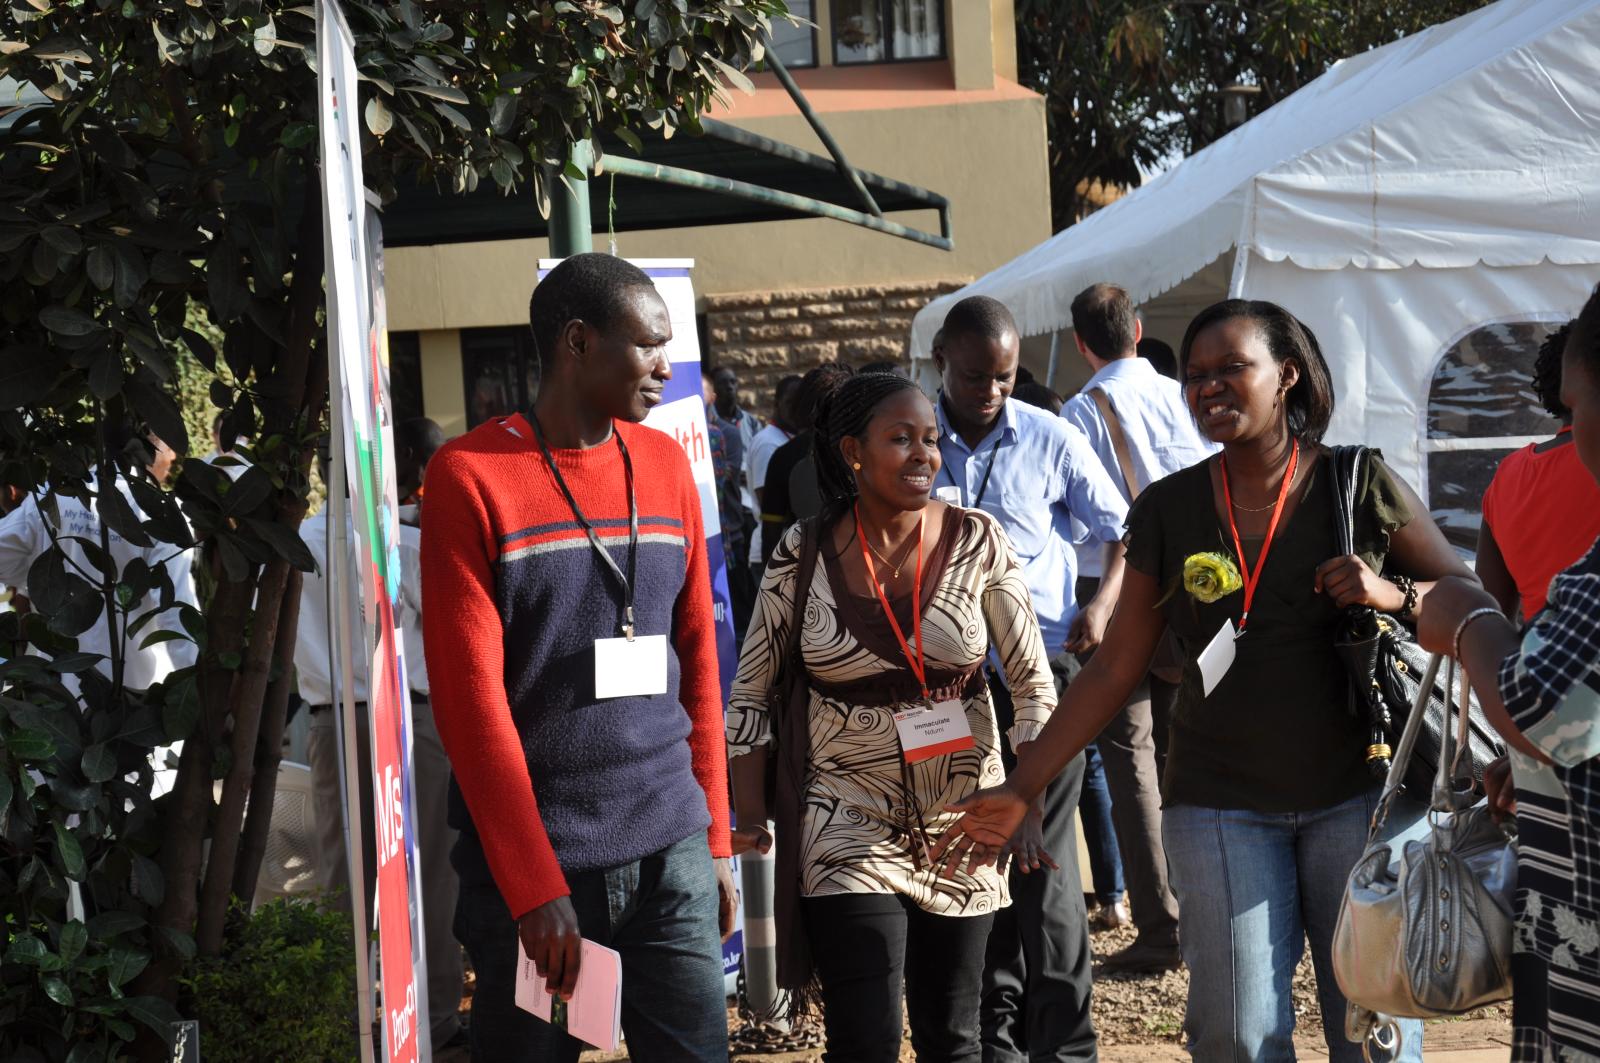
[1059,282,1219,974]
[934,295,1127,1063]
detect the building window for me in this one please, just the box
[461,327,540,429]
[833,0,943,65]
[769,0,817,68]
[388,332,424,427]
[1424,320,1565,555]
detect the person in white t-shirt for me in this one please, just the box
[0,430,195,692]
[743,374,801,584]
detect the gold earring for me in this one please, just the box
[852,462,862,471]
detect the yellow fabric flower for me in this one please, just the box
[1182,552,1242,604]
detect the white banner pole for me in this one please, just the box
[328,389,377,1063]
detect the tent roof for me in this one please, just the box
[911,0,1600,355]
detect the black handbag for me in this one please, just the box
[1327,446,1504,794]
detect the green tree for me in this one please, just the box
[1016,0,1490,229]
[0,2,786,1058]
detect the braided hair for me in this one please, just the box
[1533,320,1573,420]
[812,370,924,520]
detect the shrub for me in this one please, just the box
[179,898,356,1063]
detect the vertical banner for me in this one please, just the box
[318,4,424,1062]
[536,257,744,991]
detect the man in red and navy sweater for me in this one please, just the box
[420,254,734,1061]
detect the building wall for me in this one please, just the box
[387,2,1048,430]
[707,278,968,412]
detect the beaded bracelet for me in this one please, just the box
[1388,574,1418,617]
[1452,606,1502,661]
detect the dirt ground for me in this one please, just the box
[438,918,1511,1061]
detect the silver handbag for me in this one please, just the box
[1332,653,1517,1058]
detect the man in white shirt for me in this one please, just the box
[0,433,195,692]
[1060,283,1220,973]
[743,374,801,583]
[296,445,464,1052]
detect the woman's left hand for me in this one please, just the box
[1314,554,1404,610]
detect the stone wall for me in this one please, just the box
[704,278,969,416]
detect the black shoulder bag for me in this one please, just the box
[1327,445,1504,794]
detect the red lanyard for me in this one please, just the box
[855,505,928,699]
[1219,439,1299,634]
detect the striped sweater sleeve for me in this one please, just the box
[420,447,568,919]
[672,460,733,858]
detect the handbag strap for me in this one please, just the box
[1089,388,1142,500]
[1434,654,1477,812]
[777,517,821,693]
[1328,444,1363,558]
[1370,651,1446,836]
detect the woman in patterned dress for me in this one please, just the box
[726,371,1059,1063]
[1419,282,1600,1062]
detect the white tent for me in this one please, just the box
[911,0,1600,528]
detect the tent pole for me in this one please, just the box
[1045,331,1061,390]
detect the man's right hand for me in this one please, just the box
[518,896,583,1000]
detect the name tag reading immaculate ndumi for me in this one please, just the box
[1197,619,1238,697]
[593,635,669,699]
[894,701,976,764]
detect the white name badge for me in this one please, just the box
[593,635,669,699]
[894,700,976,764]
[934,486,963,505]
[1197,620,1238,697]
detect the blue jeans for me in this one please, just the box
[1080,742,1125,904]
[1162,789,1424,1062]
[453,831,727,1062]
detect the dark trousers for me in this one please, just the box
[981,671,1098,1062]
[803,892,995,1063]
[453,832,728,1063]
[1073,577,1181,949]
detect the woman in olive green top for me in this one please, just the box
[935,300,1475,1062]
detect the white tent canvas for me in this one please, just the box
[911,0,1600,545]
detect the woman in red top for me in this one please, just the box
[1478,320,1600,623]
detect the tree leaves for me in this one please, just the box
[39,305,99,337]
[124,376,189,458]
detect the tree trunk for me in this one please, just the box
[233,568,303,902]
[195,558,292,956]
[135,571,255,1006]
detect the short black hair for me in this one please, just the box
[1179,300,1336,447]
[791,363,854,432]
[775,374,803,407]
[857,360,904,376]
[1533,320,1574,420]
[1571,283,1600,387]
[1070,283,1137,360]
[528,253,657,367]
[940,295,1017,347]
[396,417,446,464]
[1137,337,1177,379]
[1013,381,1062,414]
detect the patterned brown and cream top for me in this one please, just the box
[727,507,1057,916]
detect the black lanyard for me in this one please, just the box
[942,438,1001,509]
[528,414,640,640]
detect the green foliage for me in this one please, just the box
[0,0,789,1054]
[179,898,357,1063]
[1016,0,1491,228]
[0,633,189,1061]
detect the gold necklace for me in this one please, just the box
[863,528,918,581]
[1228,460,1301,512]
